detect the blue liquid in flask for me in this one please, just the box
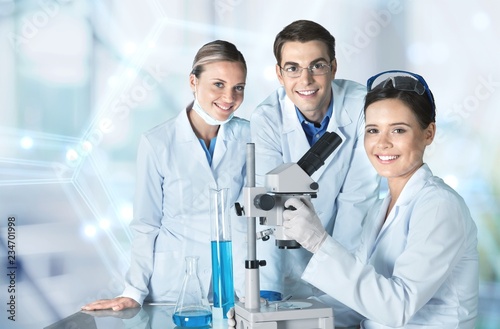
[172,309,212,328]
[211,240,235,316]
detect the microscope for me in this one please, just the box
[234,132,342,329]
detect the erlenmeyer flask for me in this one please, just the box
[172,256,212,328]
[210,188,235,319]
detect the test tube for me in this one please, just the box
[210,187,235,318]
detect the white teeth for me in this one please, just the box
[216,104,231,110]
[379,155,398,161]
[298,90,316,95]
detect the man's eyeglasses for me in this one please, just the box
[366,70,436,113]
[279,62,331,78]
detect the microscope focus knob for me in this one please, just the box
[234,202,244,216]
[255,194,275,211]
[310,182,319,190]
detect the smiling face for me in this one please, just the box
[190,60,246,121]
[276,40,336,123]
[364,98,436,187]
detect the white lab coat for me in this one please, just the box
[303,164,479,328]
[121,105,250,305]
[243,79,380,298]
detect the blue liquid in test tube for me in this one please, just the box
[211,240,235,316]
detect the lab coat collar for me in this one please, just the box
[313,82,353,179]
[175,103,198,142]
[376,164,433,240]
[393,163,432,207]
[330,80,354,129]
[211,122,229,171]
[281,81,354,180]
[174,105,219,176]
[282,96,315,161]
[281,81,353,133]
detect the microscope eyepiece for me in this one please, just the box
[297,131,342,176]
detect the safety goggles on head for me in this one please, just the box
[366,70,436,113]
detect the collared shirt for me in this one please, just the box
[295,99,333,146]
[199,137,217,166]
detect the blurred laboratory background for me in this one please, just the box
[0,0,499,328]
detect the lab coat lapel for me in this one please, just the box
[372,164,432,250]
[211,124,228,171]
[309,83,352,181]
[367,197,391,259]
[282,96,311,162]
[176,108,214,176]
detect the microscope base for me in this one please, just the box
[234,299,334,329]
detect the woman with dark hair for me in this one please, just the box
[279,71,479,328]
[82,40,249,312]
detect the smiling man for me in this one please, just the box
[242,20,381,304]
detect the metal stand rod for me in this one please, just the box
[245,143,260,310]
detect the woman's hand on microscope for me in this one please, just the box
[283,198,327,253]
